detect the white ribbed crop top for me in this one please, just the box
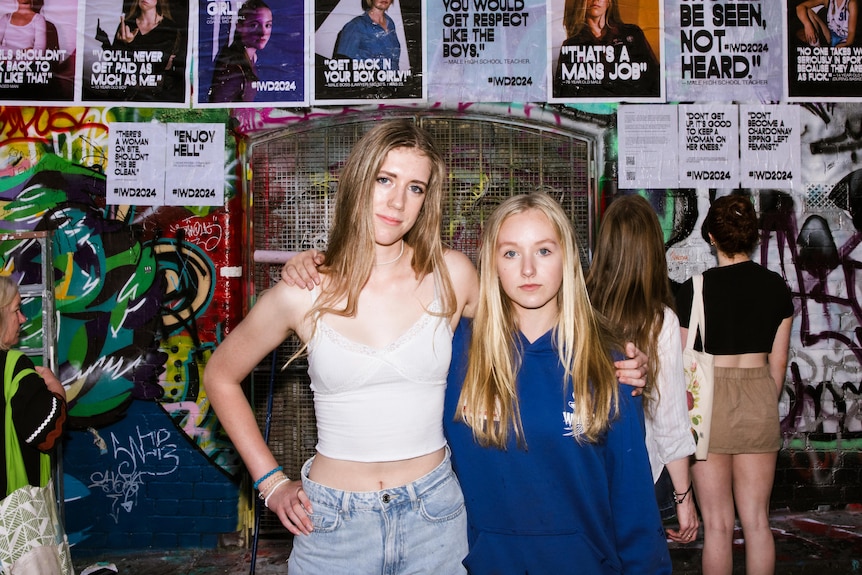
[306,291,452,462]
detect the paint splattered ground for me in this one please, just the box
[72,506,862,575]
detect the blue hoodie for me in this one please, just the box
[444,319,671,574]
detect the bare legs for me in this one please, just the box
[733,452,777,574]
[691,451,778,575]
[692,454,735,575]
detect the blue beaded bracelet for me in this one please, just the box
[253,466,283,490]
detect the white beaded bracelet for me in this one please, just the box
[263,478,290,509]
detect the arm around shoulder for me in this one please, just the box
[443,248,479,321]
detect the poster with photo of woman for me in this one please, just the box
[0,0,77,103]
[82,0,191,106]
[786,0,862,100]
[549,0,663,102]
[197,0,307,107]
[313,0,423,104]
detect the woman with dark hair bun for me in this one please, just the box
[676,194,794,575]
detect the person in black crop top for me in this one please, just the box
[676,194,793,575]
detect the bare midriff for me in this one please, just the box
[713,352,768,369]
[307,447,446,491]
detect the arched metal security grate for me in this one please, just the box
[246,110,600,535]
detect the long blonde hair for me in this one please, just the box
[312,120,456,323]
[457,192,619,448]
[586,194,674,415]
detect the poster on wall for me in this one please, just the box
[165,124,226,206]
[196,0,307,107]
[678,104,740,188]
[0,0,77,103]
[785,0,862,100]
[312,0,423,103]
[665,0,782,103]
[548,0,663,102]
[617,104,679,189]
[107,122,166,206]
[740,104,799,189]
[81,0,191,106]
[426,0,545,102]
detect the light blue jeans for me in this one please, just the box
[288,449,468,574]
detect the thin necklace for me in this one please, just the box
[375,240,404,266]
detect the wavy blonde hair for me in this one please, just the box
[457,192,619,449]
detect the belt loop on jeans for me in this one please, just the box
[340,489,351,518]
[406,482,419,510]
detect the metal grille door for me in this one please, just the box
[248,112,596,534]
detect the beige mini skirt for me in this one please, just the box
[708,366,781,454]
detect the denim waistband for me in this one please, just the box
[300,447,454,512]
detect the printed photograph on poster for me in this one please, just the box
[82,0,190,106]
[740,104,799,189]
[107,122,166,206]
[0,0,77,103]
[786,0,862,100]
[548,0,663,101]
[165,124,225,207]
[617,105,679,190]
[678,104,740,188]
[665,0,782,103]
[197,0,307,107]
[426,0,546,103]
[313,0,423,103]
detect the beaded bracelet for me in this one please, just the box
[258,471,289,500]
[253,466,283,490]
[673,482,693,505]
[263,478,290,509]
[257,471,287,497]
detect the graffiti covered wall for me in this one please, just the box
[0,101,860,552]
[0,106,245,549]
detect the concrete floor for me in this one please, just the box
[72,506,862,574]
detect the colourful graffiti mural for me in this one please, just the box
[0,106,243,536]
[3,101,862,548]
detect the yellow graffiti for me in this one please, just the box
[54,255,75,301]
